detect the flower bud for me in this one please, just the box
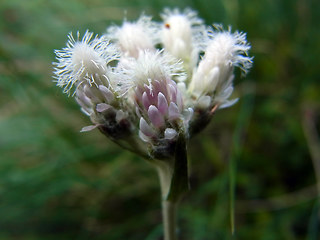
[106,15,159,58]
[116,50,192,158]
[189,27,253,109]
[160,8,207,72]
[54,31,119,94]
[53,31,138,143]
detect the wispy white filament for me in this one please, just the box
[161,8,207,71]
[53,30,119,94]
[115,50,186,95]
[106,15,159,58]
[189,26,253,106]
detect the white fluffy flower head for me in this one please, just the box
[205,26,252,74]
[161,8,207,70]
[106,15,159,58]
[188,26,253,108]
[54,31,119,94]
[53,8,253,157]
[115,50,186,95]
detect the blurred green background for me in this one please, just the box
[1,0,320,239]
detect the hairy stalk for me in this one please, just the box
[155,132,189,240]
[155,160,177,240]
[156,162,177,240]
[162,200,177,240]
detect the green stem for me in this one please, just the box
[157,163,177,240]
[162,200,177,240]
[154,132,189,240]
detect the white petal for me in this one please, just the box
[169,83,177,103]
[148,105,165,128]
[135,106,142,118]
[142,91,151,109]
[139,117,155,137]
[139,130,150,142]
[80,125,98,132]
[206,67,220,92]
[96,103,111,112]
[168,102,180,121]
[219,98,238,109]
[116,110,126,122]
[177,82,186,93]
[80,107,92,116]
[164,128,177,140]
[84,85,100,102]
[197,95,211,109]
[76,90,93,107]
[176,88,183,111]
[184,107,194,123]
[157,92,168,115]
[218,85,234,100]
[99,85,114,103]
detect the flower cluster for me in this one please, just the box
[53,8,252,160]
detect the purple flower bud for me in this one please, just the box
[96,103,111,112]
[148,105,165,128]
[164,128,177,140]
[168,102,180,121]
[142,92,151,109]
[139,117,155,137]
[157,92,168,115]
[99,85,114,103]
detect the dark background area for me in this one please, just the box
[0,0,320,239]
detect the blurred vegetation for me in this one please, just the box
[0,0,320,239]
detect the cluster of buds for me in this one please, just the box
[53,8,252,199]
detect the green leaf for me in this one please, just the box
[167,133,190,202]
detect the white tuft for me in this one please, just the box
[114,50,186,96]
[188,26,252,107]
[106,15,160,58]
[160,8,207,69]
[53,30,119,95]
[206,26,253,74]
